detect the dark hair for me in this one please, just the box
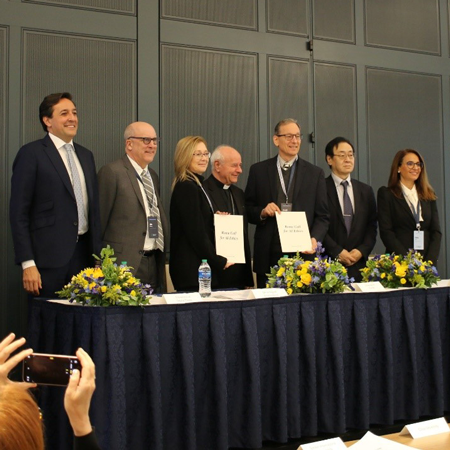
[274,118,300,135]
[39,92,74,132]
[324,137,355,167]
[387,149,436,201]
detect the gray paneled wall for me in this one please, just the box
[365,0,440,54]
[160,44,258,212]
[314,62,357,175]
[23,30,136,168]
[313,0,355,43]
[267,0,308,36]
[161,0,257,29]
[23,0,135,14]
[268,57,310,159]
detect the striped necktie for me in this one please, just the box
[341,180,353,234]
[141,170,164,252]
[64,144,87,233]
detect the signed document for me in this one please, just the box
[276,211,311,253]
[214,214,245,263]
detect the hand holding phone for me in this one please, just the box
[22,353,80,386]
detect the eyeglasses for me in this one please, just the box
[193,152,211,159]
[277,134,303,141]
[333,152,355,160]
[405,161,423,169]
[128,136,160,145]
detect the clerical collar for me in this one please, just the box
[211,174,231,189]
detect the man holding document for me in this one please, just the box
[203,145,254,288]
[245,118,329,288]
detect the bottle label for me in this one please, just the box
[198,271,211,280]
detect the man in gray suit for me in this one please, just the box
[98,121,168,292]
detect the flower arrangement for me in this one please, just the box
[57,246,152,306]
[266,242,354,294]
[360,250,439,289]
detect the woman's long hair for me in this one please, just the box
[387,149,436,201]
[0,384,44,450]
[171,136,207,190]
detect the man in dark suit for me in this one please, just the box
[203,145,254,289]
[97,122,168,292]
[245,118,329,288]
[322,137,377,281]
[10,92,101,298]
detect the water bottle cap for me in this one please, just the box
[202,259,207,262]
[121,261,127,265]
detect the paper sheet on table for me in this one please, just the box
[348,431,422,449]
[275,211,312,253]
[214,214,245,263]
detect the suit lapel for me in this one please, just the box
[43,135,75,200]
[122,155,146,212]
[267,156,279,202]
[396,194,416,225]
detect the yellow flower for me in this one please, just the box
[93,268,104,278]
[101,286,107,293]
[130,290,136,296]
[400,278,406,285]
[297,281,303,288]
[277,267,285,277]
[395,265,406,278]
[420,265,425,272]
[301,273,312,285]
[381,273,386,279]
[89,282,96,289]
[286,288,293,295]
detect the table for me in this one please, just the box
[345,430,450,449]
[27,288,450,450]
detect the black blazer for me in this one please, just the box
[377,186,441,263]
[10,134,101,269]
[170,176,227,291]
[203,175,254,288]
[245,155,329,275]
[322,176,377,281]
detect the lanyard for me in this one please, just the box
[403,193,421,230]
[135,170,156,208]
[276,157,297,203]
[200,185,215,214]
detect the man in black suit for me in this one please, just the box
[203,145,254,289]
[10,92,101,298]
[245,118,329,288]
[322,137,377,281]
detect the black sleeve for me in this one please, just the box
[73,430,101,450]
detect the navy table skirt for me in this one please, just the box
[27,288,450,450]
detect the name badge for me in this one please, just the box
[148,216,159,239]
[281,203,292,212]
[414,230,424,250]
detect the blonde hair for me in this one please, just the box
[172,136,207,190]
[0,385,44,450]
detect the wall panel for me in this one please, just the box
[267,0,308,36]
[313,0,355,43]
[268,57,310,160]
[160,44,258,213]
[23,30,136,168]
[23,0,135,15]
[314,62,357,174]
[365,0,440,54]
[161,0,257,29]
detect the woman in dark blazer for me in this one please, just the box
[377,149,441,263]
[169,136,231,292]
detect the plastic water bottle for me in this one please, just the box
[198,259,212,298]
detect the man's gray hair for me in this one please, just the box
[274,118,300,135]
[210,145,231,168]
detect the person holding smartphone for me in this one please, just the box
[0,333,100,450]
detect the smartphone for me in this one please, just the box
[22,353,80,386]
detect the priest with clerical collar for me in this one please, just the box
[202,145,254,289]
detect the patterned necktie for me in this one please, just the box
[141,170,164,252]
[341,180,353,234]
[64,144,87,233]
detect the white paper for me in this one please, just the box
[352,281,385,293]
[214,214,245,263]
[250,288,288,299]
[275,211,312,253]
[349,431,421,449]
[162,292,203,304]
[434,279,450,288]
[399,417,449,439]
[299,437,346,450]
